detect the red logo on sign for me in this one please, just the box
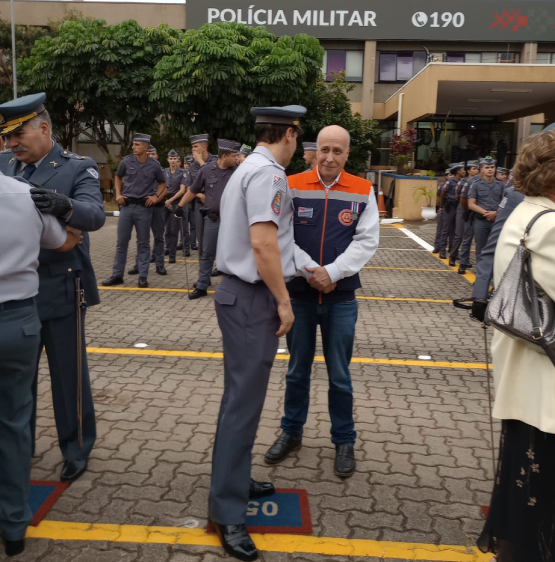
[490,10,528,33]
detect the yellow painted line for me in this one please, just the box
[85,346,489,370]
[363,266,454,273]
[173,259,199,263]
[97,286,451,304]
[26,521,491,561]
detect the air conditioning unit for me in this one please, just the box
[431,53,445,63]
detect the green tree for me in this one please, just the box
[288,72,381,175]
[151,22,324,146]
[19,19,182,161]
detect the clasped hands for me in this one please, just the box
[305,266,336,293]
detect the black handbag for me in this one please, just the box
[485,209,555,366]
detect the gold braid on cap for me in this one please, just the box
[0,111,39,134]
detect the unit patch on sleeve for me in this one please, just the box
[273,174,287,193]
[272,191,282,215]
[87,167,99,179]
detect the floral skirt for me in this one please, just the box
[478,419,555,562]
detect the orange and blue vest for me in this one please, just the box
[287,168,373,304]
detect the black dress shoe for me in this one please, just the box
[4,538,24,557]
[156,266,167,276]
[61,459,88,482]
[334,444,356,478]
[458,266,467,275]
[168,257,176,264]
[189,288,207,300]
[191,243,198,250]
[128,266,139,275]
[249,479,275,499]
[209,521,258,562]
[449,258,457,267]
[184,249,191,257]
[150,256,155,264]
[102,276,124,286]
[265,432,302,464]
[432,248,440,254]
[138,277,148,288]
[211,269,223,277]
[439,254,446,260]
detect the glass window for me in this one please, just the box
[413,51,427,74]
[499,52,517,63]
[397,54,413,81]
[481,52,498,64]
[345,51,364,82]
[326,50,346,81]
[379,53,397,81]
[446,52,465,63]
[321,50,327,75]
[465,53,482,63]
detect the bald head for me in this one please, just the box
[316,125,351,184]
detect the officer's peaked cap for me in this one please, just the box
[0,92,47,135]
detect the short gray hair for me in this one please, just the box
[27,110,52,130]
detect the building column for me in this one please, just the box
[521,42,537,64]
[361,41,376,120]
[514,43,538,153]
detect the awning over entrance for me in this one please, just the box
[373,62,555,127]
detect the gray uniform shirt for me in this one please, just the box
[0,174,67,303]
[469,177,505,211]
[190,161,237,213]
[116,155,166,198]
[164,167,188,197]
[216,146,317,284]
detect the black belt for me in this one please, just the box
[206,211,220,221]
[125,197,147,206]
[0,297,35,311]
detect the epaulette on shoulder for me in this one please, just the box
[61,149,87,160]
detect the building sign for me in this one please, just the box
[187,0,555,42]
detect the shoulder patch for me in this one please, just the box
[499,197,508,209]
[87,167,99,179]
[273,174,287,193]
[271,191,282,215]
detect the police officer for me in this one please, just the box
[175,140,240,299]
[147,145,158,160]
[178,155,195,253]
[438,162,466,259]
[102,133,167,289]
[302,141,317,170]
[237,144,252,164]
[208,105,318,562]
[468,157,505,260]
[0,92,106,482]
[0,175,81,558]
[432,169,451,254]
[496,166,509,183]
[162,150,191,262]
[449,161,479,267]
[189,134,217,255]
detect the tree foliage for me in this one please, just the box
[19,19,182,159]
[151,22,324,144]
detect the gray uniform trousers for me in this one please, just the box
[0,299,41,541]
[195,203,205,258]
[113,204,153,278]
[474,218,494,261]
[31,309,96,461]
[186,204,196,248]
[438,201,458,256]
[449,207,465,260]
[209,276,280,524]
[196,217,220,290]
[459,215,474,267]
[150,204,165,267]
[433,209,443,251]
[164,206,182,259]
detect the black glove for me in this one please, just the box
[174,205,184,218]
[30,186,72,217]
[471,300,488,323]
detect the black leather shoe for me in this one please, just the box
[265,432,302,464]
[150,255,155,264]
[184,249,191,257]
[458,266,467,275]
[156,266,167,276]
[211,268,223,277]
[4,539,24,557]
[432,248,440,254]
[61,459,88,482]
[191,243,198,250]
[439,254,446,260]
[209,521,258,561]
[102,276,124,286]
[449,258,456,267]
[128,266,139,275]
[168,257,176,264]
[249,479,275,499]
[138,277,148,288]
[189,288,207,300]
[334,444,356,478]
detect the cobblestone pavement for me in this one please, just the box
[13,217,498,562]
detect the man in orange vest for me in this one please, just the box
[265,125,380,478]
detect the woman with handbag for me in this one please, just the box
[478,127,555,562]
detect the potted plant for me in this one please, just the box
[390,128,417,175]
[413,185,437,220]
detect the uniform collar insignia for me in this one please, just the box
[50,161,58,167]
[8,157,14,164]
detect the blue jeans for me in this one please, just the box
[281,299,358,445]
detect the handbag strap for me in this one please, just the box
[523,209,555,242]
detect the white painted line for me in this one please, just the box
[376,248,429,252]
[381,218,405,224]
[395,227,435,252]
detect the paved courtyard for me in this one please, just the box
[16,217,497,562]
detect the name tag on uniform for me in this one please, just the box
[298,207,313,218]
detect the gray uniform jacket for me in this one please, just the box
[472,187,525,300]
[0,143,105,320]
[469,178,505,211]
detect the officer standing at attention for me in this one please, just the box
[438,162,466,260]
[189,134,217,254]
[468,158,505,260]
[175,139,240,300]
[208,105,319,562]
[302,141,317,170]
[0,174,82,558]
[102,133,166,288]
[237,144,252,164]
[432,169,452,254]
[163,150,191,261]
[496,166,509,183]
[0,92,106,482]
[177,156,194,255]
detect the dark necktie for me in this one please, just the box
[22,164,36,181]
